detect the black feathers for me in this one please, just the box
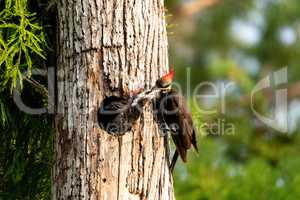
[98,96,141,135]
[156,89,198,171]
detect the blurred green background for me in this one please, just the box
[166,0,300,199]
[1,0,300,199]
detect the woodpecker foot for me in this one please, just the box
[169,150,179,173]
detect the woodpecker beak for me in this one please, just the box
[132,68,175,106]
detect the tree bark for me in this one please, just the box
[53,0,175,199]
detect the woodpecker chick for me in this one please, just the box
[98,95,143,135]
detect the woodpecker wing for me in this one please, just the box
[161,89,198,162]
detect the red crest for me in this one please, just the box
[161,67,175,82]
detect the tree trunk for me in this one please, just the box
[53,0,175,199]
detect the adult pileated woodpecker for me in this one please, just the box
[154,69,198,172]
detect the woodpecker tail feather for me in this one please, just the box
[191,129,198,152]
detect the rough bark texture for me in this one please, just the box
[53,0,175,199]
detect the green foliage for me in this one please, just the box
[0,0,51,199]
[0,0,46,92]
[174,137,300,200]
[0,97,52,199]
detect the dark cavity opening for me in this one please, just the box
[98,96,135,136]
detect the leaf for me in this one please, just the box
[0,23,19,29]
[0,97,8,126]
[0,0,47,92]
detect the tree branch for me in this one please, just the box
[24,76,48,98]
